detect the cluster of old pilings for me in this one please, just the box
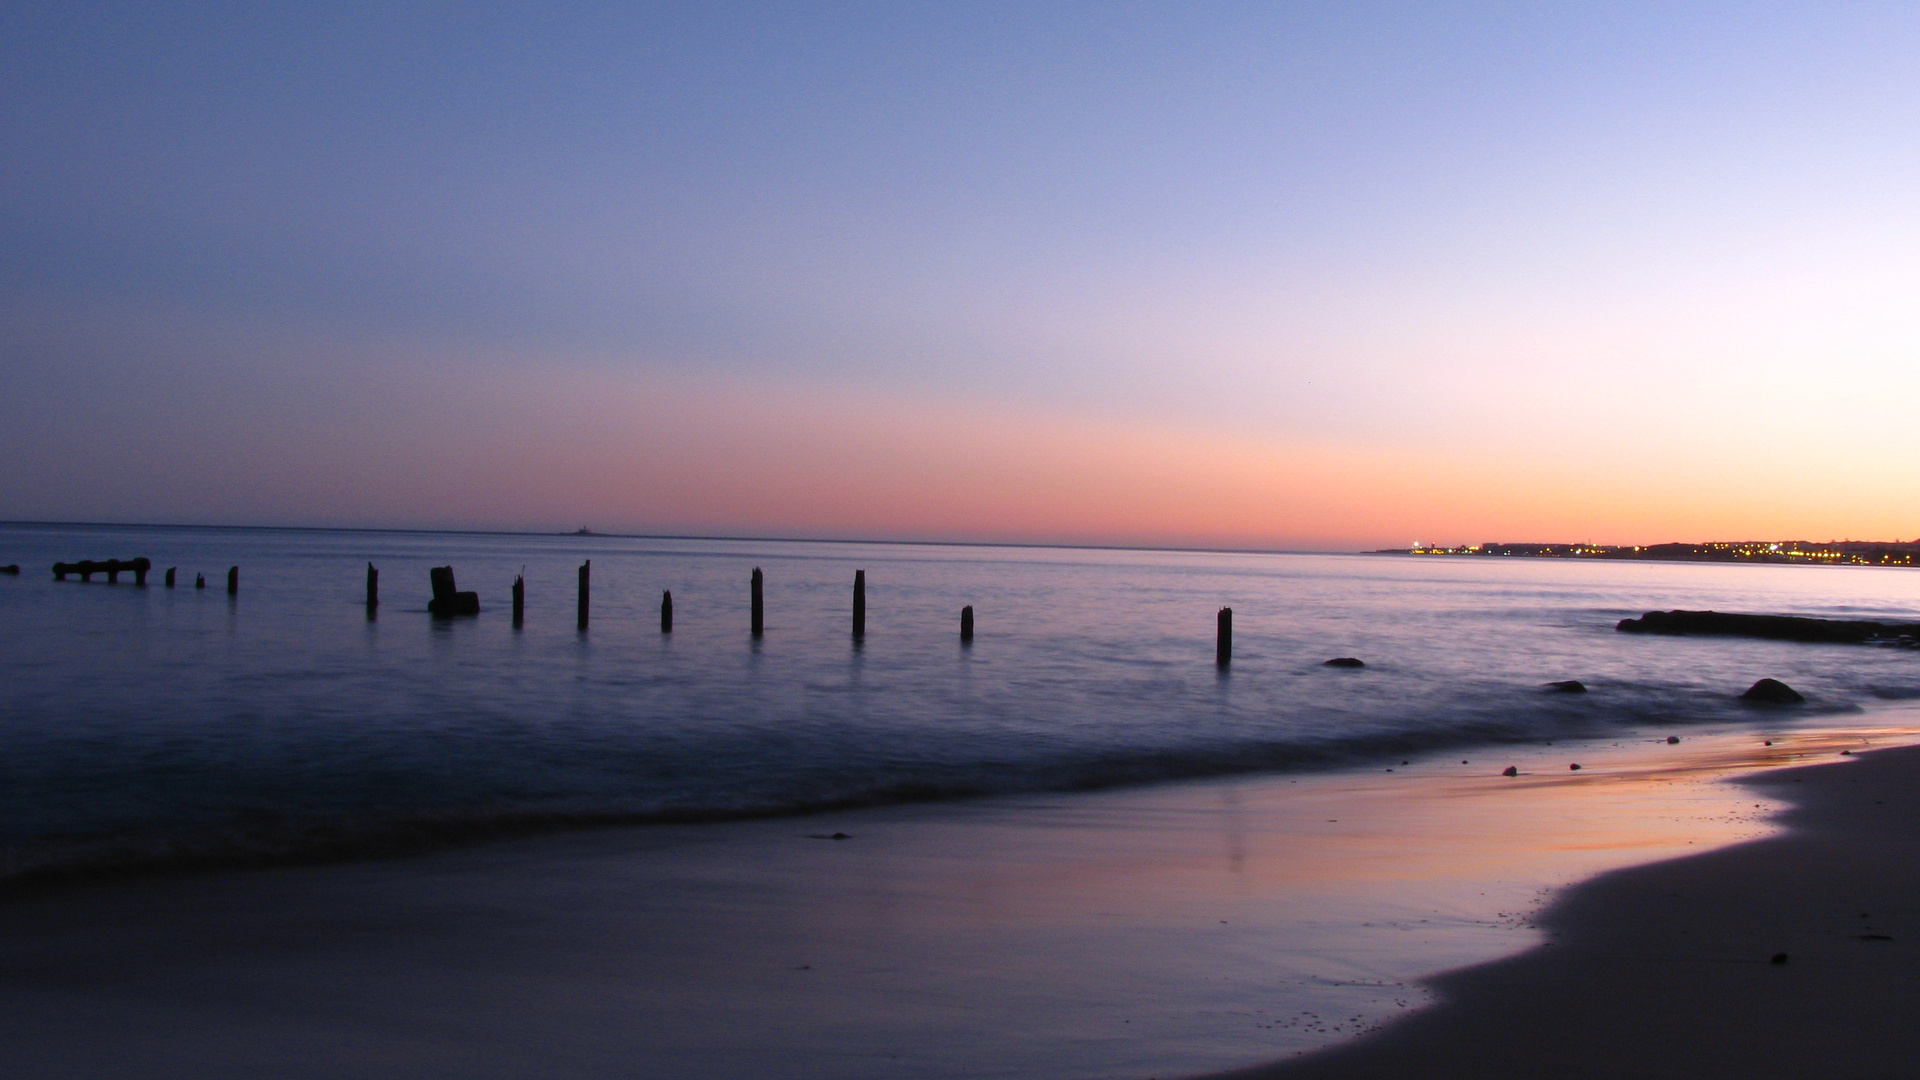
[388,563,993,643]
[45,558,241,592]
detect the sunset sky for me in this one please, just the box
[4,3,1917,549]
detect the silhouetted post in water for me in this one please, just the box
[227,567,238,595]
[852,570,866,638]
[164,567,176,588]
[195,573,206,590]
[132,559,149,586]
[661,590,673,632]
[577,560,590,631]
[511,575,525,626]
[960,605,974,643]
[428,566,479,616]
[751,567,764,636]
[0,565,19,576]
[1216,607,1233,667]
[366,563,379,613]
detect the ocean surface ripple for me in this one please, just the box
[4,522,1918,882]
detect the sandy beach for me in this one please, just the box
[1221,738,1920,1080]
[0,720,1907,1079]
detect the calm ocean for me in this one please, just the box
[4,521,1917,881]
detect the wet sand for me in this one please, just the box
[0,723,1906,1079]
[1219,739,1920,1080]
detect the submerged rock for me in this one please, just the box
[1502,766,1518,777]
[1545,680,1587,693]
[1741,678,1805,704]
[1324,657,1366,668]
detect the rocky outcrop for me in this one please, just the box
[1616,609,1920,646]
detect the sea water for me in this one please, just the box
[4,520,1919,880]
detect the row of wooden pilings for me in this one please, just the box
[49,559,238,593]
[374,563,1246,657]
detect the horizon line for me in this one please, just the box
[0,518,1365,560]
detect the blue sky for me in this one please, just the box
[4,3,1918,545]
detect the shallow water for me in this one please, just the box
[4,521,1919,877]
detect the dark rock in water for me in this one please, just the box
[1667,736,1681,744]
[1569,763,1582,771]
[1617,609,1920,646]
[1771,952,1790,965]
[1545,680,1587,693]
[1324,657,1366,668]
[1502,766,1518,777]
[0,564,18,575]
[1741,678,1805,704]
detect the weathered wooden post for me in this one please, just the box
[511,575,525,626]
[195,573,206,590]
[227,566,239,595]
[106,561,120,584]
[1216,607,1232,667]
[661,590,673,632]
[577,561,590,630]
[852,570,865,638]
[132,559,149,586]
[428,566,479,616]
[960,605,974,643]
[165,567,177,588]
[751,567,764,636]
[366,563,379,613]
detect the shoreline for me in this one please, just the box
[1216,736,1920,1079]
[1,716,1912,1078]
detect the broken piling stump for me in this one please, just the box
[1217,607,1232,667]
[226,567,238,595]
[164,567,176,587]
[751,567,764,636]
[195,574,206,590]
[960,605,973,643]
[853,570,865,638]
[427,566,480,616]
[511,574,524,626]
[366,563,378,613]
[661,590,673,633]
[0,565,19,576]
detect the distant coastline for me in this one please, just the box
[1374,539,1918,567]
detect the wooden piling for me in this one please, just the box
[960,605,974,643]
[512,575,525,626]
[1216,607,1232,667]
[751,567,764,636]
[195,573,206,590]
[227,567,238,596]
[661,590,673,633]
[133,560,148,586]
[852,570,865,638]
[164,567,176,588]
[366,563,379,612]
[577,561,590,631]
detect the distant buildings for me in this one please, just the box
[1385,540,1918,566]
